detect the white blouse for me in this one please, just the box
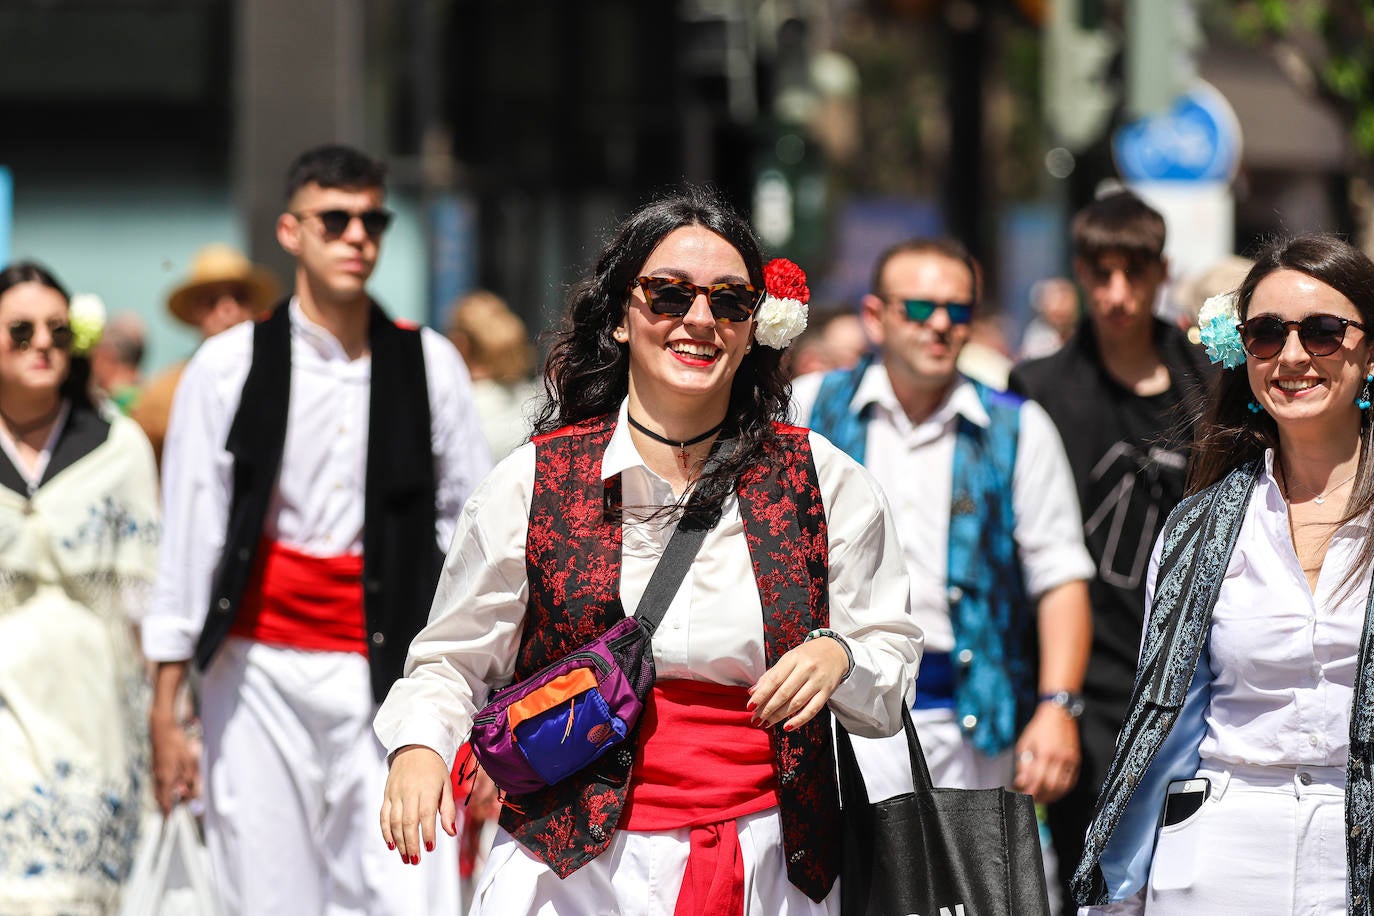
[373,401,924,770]
[1145,450,1369,769]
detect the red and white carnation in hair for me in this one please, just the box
[753,258,810,349]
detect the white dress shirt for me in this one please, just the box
[142,301,492,663]
[1143,450,1369,769]
[373,400,924,768]
[790,365,1094,653]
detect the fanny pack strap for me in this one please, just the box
[632,436,732,637]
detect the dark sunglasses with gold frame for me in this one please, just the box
[8,320,74,352]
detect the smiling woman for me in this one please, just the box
[1076,234,1374,916]
[374,186,923,915]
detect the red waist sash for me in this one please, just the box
[229,538,368,654]
[623,681,779,916]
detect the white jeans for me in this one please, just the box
[1143,761,1347,915]
[200,637,459,916]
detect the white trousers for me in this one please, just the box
[847,707,1014,801]
[468,809,837,915]
[1142,762,1347,916]
[200,637,459,916]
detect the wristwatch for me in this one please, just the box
[1039,690,1086,719]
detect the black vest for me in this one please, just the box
[194,301,441,702]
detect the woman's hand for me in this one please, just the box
[380,745,457,865]
[748,635,849,731]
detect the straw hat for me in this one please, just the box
[166,244,280,326]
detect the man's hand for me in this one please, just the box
[150,715,200,814]
[148,660,199,814]
[1011,703,1080,804]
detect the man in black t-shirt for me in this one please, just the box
[1009,191,1214,914]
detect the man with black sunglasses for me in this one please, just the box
[793,237,1093,812]
[1009,190,1214,914]
[141,144,488,914]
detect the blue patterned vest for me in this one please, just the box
[1073,461,1374,914]
[809,361,1034,755]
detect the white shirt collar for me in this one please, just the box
[601,400,648,481]
[851,361,990,431]
[288,297,357,362]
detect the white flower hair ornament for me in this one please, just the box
[1197,291,1246,369]
[753,257,810,350]
[68,293,107,357]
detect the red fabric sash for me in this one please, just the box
[229,538,368,654]
[622,681,779,916]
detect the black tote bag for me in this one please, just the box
[836,707,1051,916]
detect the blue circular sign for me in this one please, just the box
[1113,81,1242,182]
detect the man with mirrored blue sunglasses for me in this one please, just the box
[792,237,1093,823]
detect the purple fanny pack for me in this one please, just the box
[469,616,656,796]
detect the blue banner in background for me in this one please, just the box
[429,192,477,330]
[0,167,11,266]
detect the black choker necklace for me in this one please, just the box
[0,401,63,439]
[627,414,725,471]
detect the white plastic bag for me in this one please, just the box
[119,804,219,916]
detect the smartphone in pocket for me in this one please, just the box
[1162,777,1211,827]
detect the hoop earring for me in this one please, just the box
[1358,373,1373,410]
[1247,400,1265,414]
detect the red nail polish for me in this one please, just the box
[783,723,794,732]
[425,840,435,852]
[386,842,395,851]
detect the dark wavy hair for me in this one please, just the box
[0,261,93,409]
[533,186,787,521]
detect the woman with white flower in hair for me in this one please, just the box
[0,262,160,913]
[1076,233,1374,915]
[376,186,921,913]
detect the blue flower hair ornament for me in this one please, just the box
[1197,291,1246,369]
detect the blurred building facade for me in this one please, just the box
[1,0,1362,374]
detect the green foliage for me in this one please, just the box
[1233,0,1374,156]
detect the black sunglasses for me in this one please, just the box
[633,276,763,323]
[8,320,74,352]
[1238,314,1368,360]
[294,208,394,240]
[894,298,974,326]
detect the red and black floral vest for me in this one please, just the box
[497,415,840,902]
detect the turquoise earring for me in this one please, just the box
[1247,400,1264,414]
[1358,373,1373,410]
